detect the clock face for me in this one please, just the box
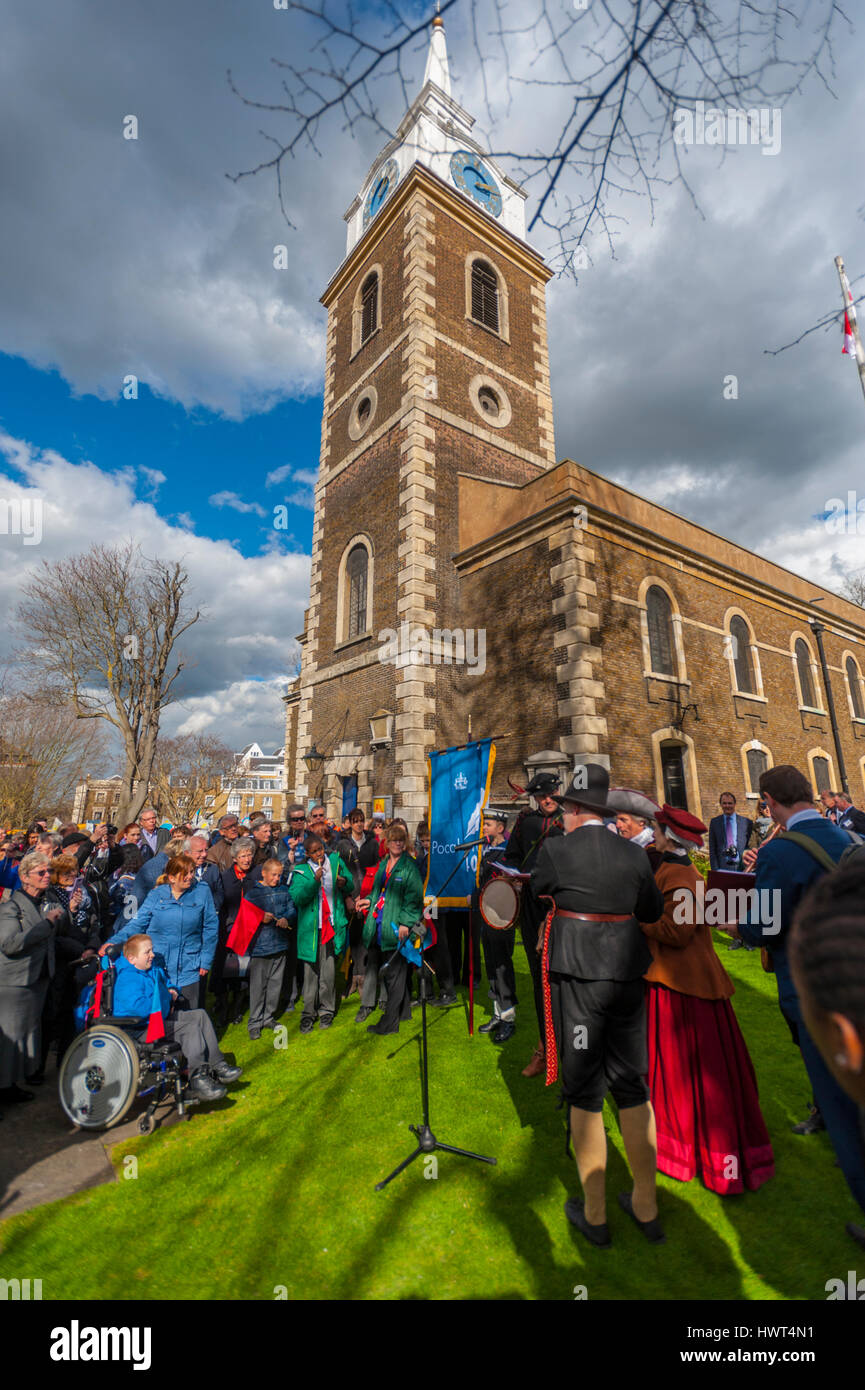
[450,150,503,217]
[363,158,400,228]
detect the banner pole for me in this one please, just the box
[468,899,474,1035]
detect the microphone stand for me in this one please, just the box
[375,951,497,1190]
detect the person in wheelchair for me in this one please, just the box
[114,935,242,1101]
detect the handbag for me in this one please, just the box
[220,950,250,980]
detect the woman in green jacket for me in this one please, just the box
[355,822,425,1036]
[288,835,353,1033]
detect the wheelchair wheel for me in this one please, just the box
[58,1025,141,1130]
[138,1114,155,1135]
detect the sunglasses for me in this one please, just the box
[31,869,51,877]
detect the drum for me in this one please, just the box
[479,875,522,930]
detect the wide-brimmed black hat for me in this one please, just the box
[525,771,560,796]
[552,763,611,816]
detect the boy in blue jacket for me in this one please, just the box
[242,859,298,1040]
[113,935,242,1101]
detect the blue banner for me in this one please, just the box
[425,739,496,908]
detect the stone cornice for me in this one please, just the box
[324,163,551,307]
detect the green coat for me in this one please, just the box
[362,853,425,953]
[289,854,352,963]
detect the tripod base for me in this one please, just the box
[375,1123,496,1190]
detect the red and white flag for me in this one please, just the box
[843,310,856,357]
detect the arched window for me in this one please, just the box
[660,743,688,809]
[730,615,756,694]
[847,656,865,719]
[346,545,368,640]
[360,273,378,343]
[812,755,831,794]
[746,747,768,792]
[646,586,675,676]
[795,638,817,708]
[471,260,499,332]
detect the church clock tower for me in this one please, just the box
[293,13,557,828]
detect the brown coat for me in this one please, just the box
[641,856,733,1000]
[206,837,236,873]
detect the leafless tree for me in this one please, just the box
[150,733,236,826]
[842,569,865,608]
[229,0,846,273]
[15,542,201,829]
[0,685,109,828]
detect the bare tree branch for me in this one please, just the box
[14,542,202,828]
[228,0,847,275]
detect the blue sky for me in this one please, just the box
[0,354,320,557]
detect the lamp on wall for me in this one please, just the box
[303,744,326,774]
[369,709,393,749]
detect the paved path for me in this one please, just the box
[0,1056,181,1221]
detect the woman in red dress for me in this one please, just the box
[642,804,774,1195]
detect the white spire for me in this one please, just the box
[423,9,451,97]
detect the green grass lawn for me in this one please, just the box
[0,934,858,1301]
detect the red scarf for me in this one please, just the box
[320,871,335,944]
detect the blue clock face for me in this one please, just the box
[363,159,400,228]
[450,150,503,218]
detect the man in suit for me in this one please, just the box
[819,790,841,823]
[729,764,865,1214]
[137,807,171,864]
[531,764,665,1249]
[709,792,755,873]
[832,792,865,837]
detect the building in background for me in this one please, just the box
[215,743,288,824]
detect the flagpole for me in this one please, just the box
[835,255,865,409]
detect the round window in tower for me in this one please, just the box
[468,374,512,430]
[348,384,378,441]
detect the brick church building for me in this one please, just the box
[284,15,865,830]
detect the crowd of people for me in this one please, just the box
[0,765,863,1258]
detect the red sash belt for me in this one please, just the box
[553,911,632,922]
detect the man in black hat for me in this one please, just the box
[504,770,564,1076]
[531,763,665,1248]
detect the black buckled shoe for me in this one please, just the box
[617,1191,666,1244]
[792,1104,825,1135]
[212,1061,242,1083]
[478,1017,499,1034]
[189,1070,227,1101]
[0,1084,35,1104]
[564,1198,611,1248]
[493,1021,516,1044]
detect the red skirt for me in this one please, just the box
[646,983,775,1195]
